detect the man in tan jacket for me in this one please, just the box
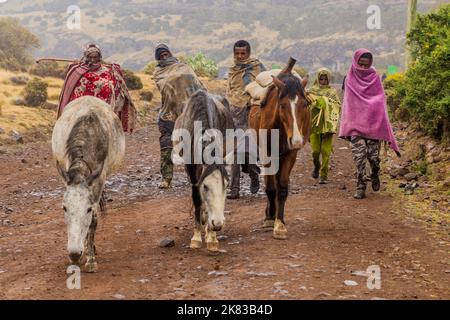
[226,40,266,199]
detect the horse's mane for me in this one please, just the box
[183,90,218,131]
[278,73,306,99]
[199,163,229,185]
[262,73,307,108]
[65,112,108,183]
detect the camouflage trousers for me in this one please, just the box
[350,136,381,191]
[160,148,173,183]
[158,117,175,183]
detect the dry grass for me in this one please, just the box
[0,70,226,142]
[0,103,55,134]
[0,69,62,139]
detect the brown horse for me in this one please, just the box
[249,58,311,240]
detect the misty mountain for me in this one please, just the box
[1,0,448,74]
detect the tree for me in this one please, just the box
[405,0,418,68]
[0,17,40,71]
[398,5,450,142]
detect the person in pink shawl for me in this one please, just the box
[339,49,401,199]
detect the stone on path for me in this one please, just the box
[344,280,358,286]
[159,238,175,248]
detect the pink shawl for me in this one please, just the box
[339,48,400,155]
[57,63,90,118]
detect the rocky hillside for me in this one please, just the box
[1,0,448,73]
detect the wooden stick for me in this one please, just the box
[36,58,78,64]
[36,58,114,66]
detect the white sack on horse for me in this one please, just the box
[245,69,303,106]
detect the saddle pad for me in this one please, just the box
[245,69,303,105]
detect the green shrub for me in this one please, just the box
[9,76,29,85]
[123,70,143,90]
[390,5,450,143]
[186,53,218,78]
[143,61,157,76]
[384,73,410,121]
[177,55,187,64]
[404,5,450,142]
[0,17,40,71]
[23,78,48,107]
[29,61,67,79]
[144,54,216,78]
[414,160,429,176]
[140,90,154,102]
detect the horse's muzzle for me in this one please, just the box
[288,136,304,150]
[69,250,83,264]
[210,219,223,231]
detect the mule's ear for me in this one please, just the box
[56,161,70,183]
[86,164,104,186]
[301,76,308,89]
[272,76,285,90]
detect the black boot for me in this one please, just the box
[312,166,320,179]
[228,164,241,199]
[249,165,260,194]
[227,189,240,199]
[371,172,380,192]
[353,189,366,199]
[250,175,260,194]
[319,176,328,184]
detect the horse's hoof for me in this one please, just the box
[273,220,287,240]
[273,231,288,240]
[84,261,98,273]
[263,220,275,228]
[190,240,202,249]
[206,241,219,252]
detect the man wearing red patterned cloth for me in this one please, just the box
[57,44,136,132]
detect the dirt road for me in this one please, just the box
[0,125,448,300]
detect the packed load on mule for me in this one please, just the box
[245,68,304,107]
[46,43,136,133]
[52,96,125,272]
[248,57,311,240]
[153,44,206,189]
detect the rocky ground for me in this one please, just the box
[0,123,448,300]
